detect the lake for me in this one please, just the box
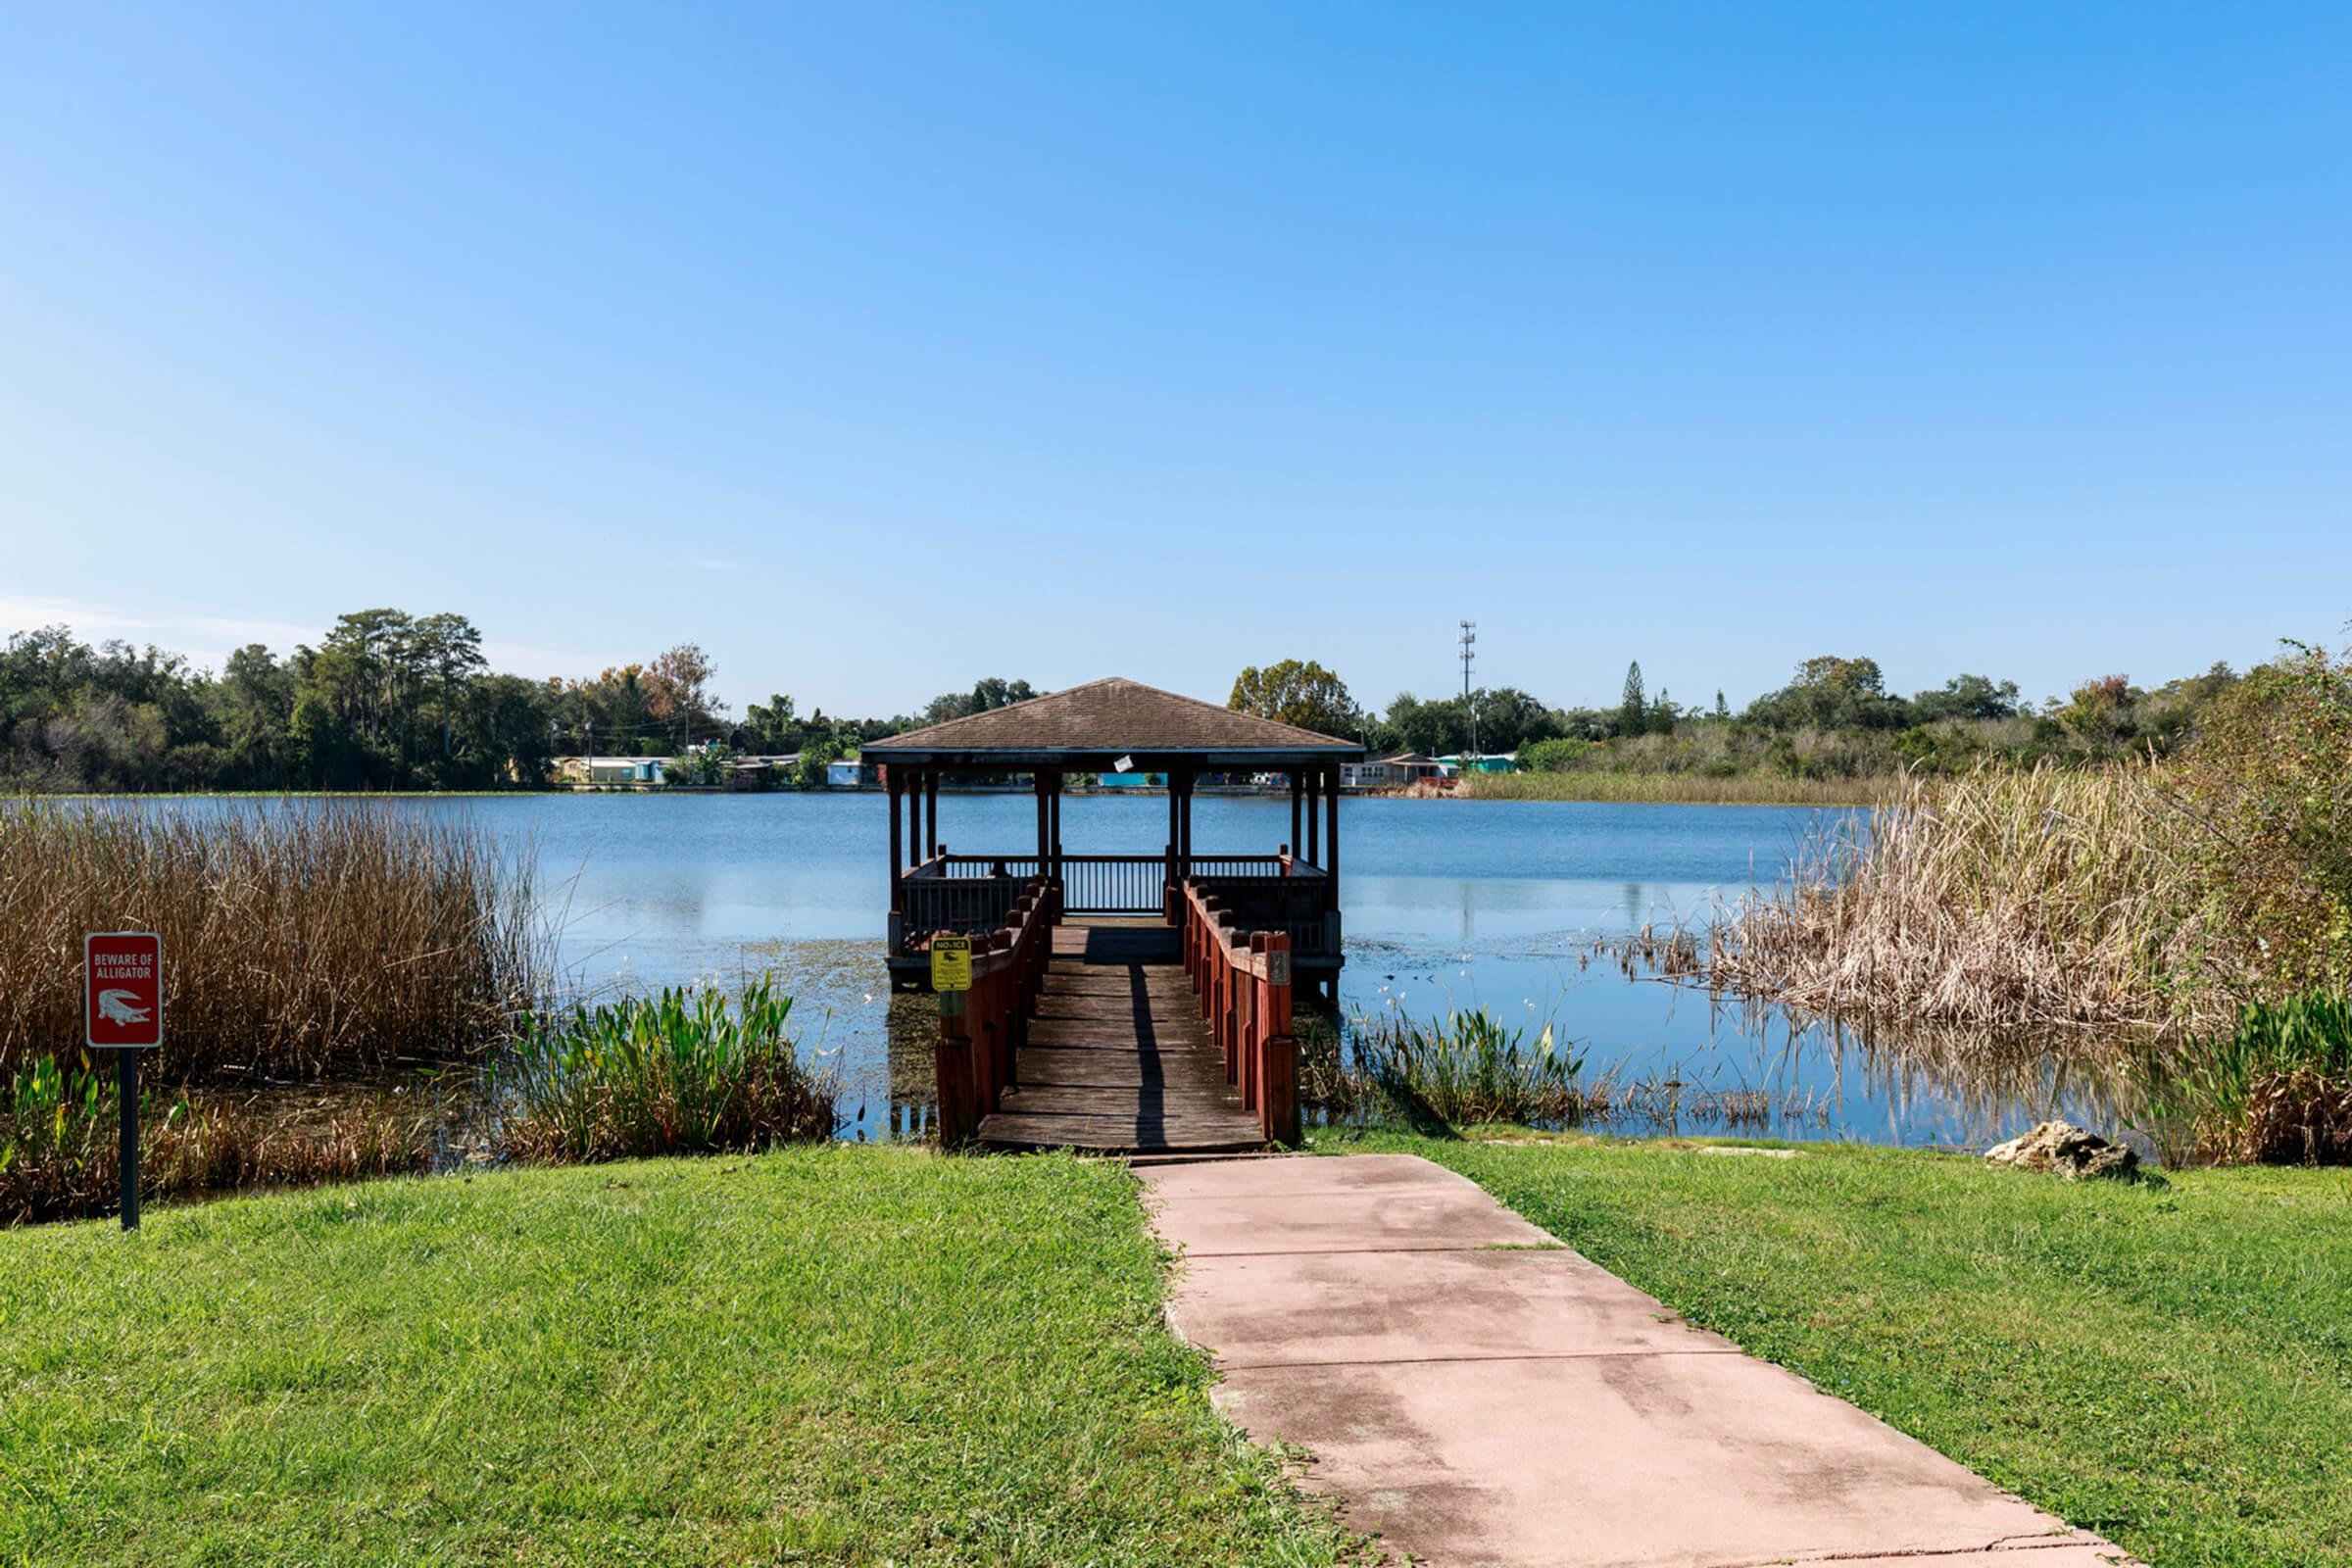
[373,789,2131,1151]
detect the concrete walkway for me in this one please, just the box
[1143,1154,2139,1568]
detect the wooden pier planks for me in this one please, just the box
[976,919,1265,1153]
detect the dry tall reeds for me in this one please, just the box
[0,799,542,1079]
[1709,647,2352,1039]
[1461,770,1896,806]
[1708,763,2229,1030]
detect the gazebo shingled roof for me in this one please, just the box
[861,677,1364,768]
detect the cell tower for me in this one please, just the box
[1458,619,1478,757]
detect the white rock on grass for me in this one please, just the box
[1985,1120,2139,1181]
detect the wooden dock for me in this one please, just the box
[976,918,1266,1153]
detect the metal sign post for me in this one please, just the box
[85,932,163,1231]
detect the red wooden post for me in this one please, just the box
[935,969,975,1148]
[1261,932,1298,1145]
[977,931,1004,1113]
[1216,916,1241,1083]
[1242,932,1269,1112]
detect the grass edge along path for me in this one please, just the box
[1310,1128,2352,1568]
[0,1146,1362,1567]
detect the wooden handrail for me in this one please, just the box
[1176,876,1298,1146]
[929,875,1060,1147]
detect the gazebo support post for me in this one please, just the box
[1176,767,1195,866]
[1304,769,1320,867]
[1323,765,1343,1001]
[1034,771,1050,869]
[925,770,940,858]
[1048,770,1063,879]
[1289,772,1302,862]
[905,771,921,868]
[1325,765,1340,896]
[887,768,905,906]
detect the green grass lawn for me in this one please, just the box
[1313,1127,2352,1568]
[0,1148,1354,1567]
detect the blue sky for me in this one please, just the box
[3,4,2346,717]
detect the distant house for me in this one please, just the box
[728,754,798,790]
[1343,753,1447,790]
[827,757,879,789]
[556,755,669,786]
[1436,752,1517,774]
[1097,771,1154,789]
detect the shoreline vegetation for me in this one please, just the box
[1455,770,1893,806]
[6,636,2348,1225]
[0,800,541,1079]
[1690,642,2352,1163]
[0,802,844,1224]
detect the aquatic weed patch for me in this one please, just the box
[498,979,837,1160]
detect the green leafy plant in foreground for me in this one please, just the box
[1326,1006,1588,1127]
[500,979,836,1161]
[2139,991,2352,1164]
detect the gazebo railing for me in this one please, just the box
[912,851,1313,921]
[1185,871,1338,956]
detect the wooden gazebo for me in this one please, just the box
[862,678,1364,1152]
[865,677,1363,998]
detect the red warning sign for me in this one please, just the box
[85,932,163,1049]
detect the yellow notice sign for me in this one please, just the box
[931,936,973,992]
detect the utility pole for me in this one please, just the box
[1458,619,1478,758]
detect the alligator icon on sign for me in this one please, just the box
[96,990,153,1026]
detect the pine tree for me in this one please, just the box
[1620,661,1645,732]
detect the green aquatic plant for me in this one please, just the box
[499,980,836,1161]
[1347,1006,1588,1128]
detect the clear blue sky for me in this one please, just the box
[3,4,2346,718]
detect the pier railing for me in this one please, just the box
[929,875,1060,1147]
[1177,877,1299,1146]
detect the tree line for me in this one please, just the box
[0,612,1046,793]
[4,610,2257,794]
[1227,654,2249,780]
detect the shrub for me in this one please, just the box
[1518,737,1595,773]
[499,981,836,1161]
[2169,642,2352,995]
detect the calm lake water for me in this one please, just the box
[361,789,2128,1152]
